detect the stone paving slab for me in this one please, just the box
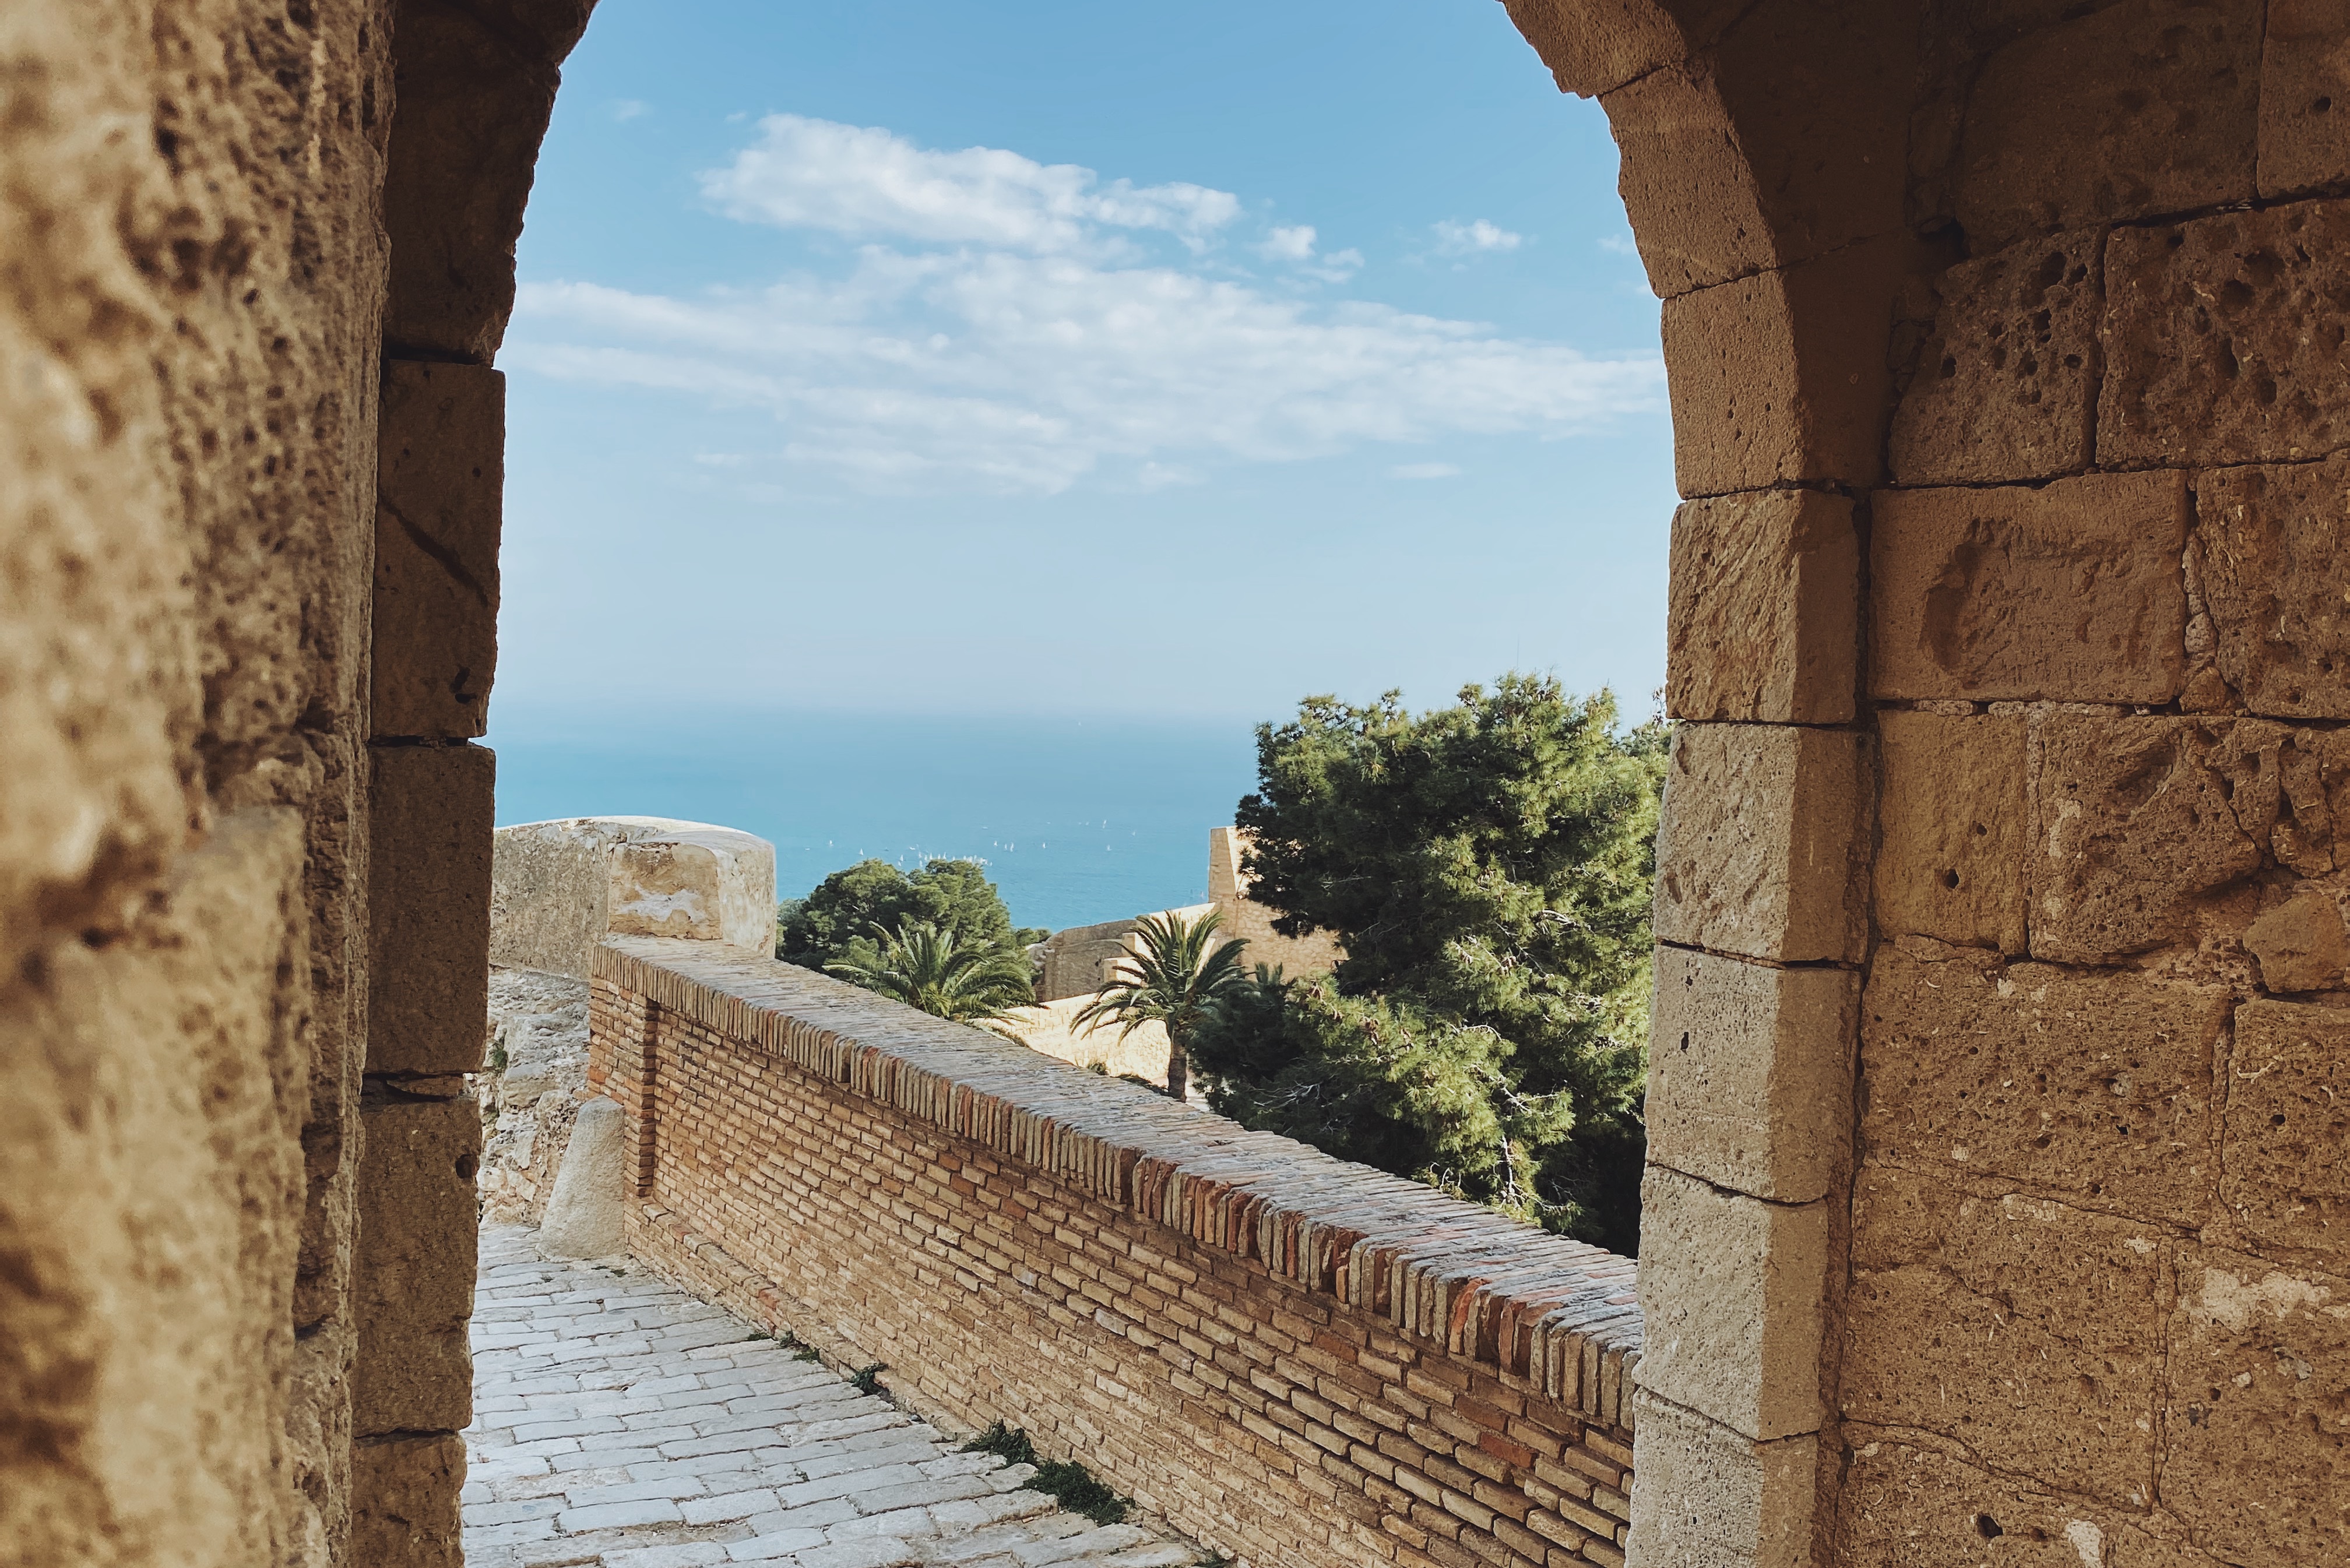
[465,1225,1200,1568]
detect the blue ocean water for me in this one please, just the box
[486,705,1261,932]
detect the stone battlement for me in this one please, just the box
[589,933,1641,1567]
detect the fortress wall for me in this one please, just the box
[1498,3,2350,1562]
[589,936,1643,1568]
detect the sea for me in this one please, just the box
[486,705,1262,933]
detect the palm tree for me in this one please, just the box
[1070,910,1246,1100]
[826,918,1035,1034]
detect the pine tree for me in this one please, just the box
[1187,675,1665,1252]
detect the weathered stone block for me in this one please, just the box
[1834,1434,2221,1566]
[2194,454,2350,719]
[1874,712,2028,952]
[1860,945,2226,1224]
[2259,0,2350,198]
[1634,1165,1828,1441]
[1646,947,1855,1203]
[2031,715,2265,963]
[1844,1165,2164,1508]
[1623,1391,1815,1568]
[1654,724,1866,963]
[368,742,495,1074]
[1662,234,1913,497]
[1953,0,2260,245]
[1500,0,1749,99]
[1602,0,1909,298]
[491,816,778,977]
[374,360,502,740]
[2162,1246,2350,1566]
[2222,1001,2350,1261]
[539,1097,627,1257]
[351,1432,465,1568]
[1870,474,2188,703]
[2102,201,2350,467]
[382,0,588,358]
[1890,230,2101,485]
[2243,891,2349,992]
[1665,489,1858,724]
[353,1094,480,1436]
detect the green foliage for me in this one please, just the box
[1070,909,1248,1100]
[778,857,1044,972]
[961,1420,1037,1465]
[849,1362,888,1397]
[826,919,1035,1028]
[1189,675,1666,1252]
[960,1422,1130,1525]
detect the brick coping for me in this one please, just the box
[593,936,1643,1428]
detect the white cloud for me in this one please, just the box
[1431,219,1524,256]
[611,99,650,123]
[1257,223,1362,280]
[508,122,1662,497]
[1262,224,1317,260]
[1391,462,1461,480]
[1598,234,1640,256]
[701,114,1240,255]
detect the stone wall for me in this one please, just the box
[0,3,591,1563]
[1210,826,1348,978]
[477,816,775,1226]
[589,936,1644,1568]
[1033,905,1216,1002]
[1499,3,2350,1565]
[1,3,393,1560]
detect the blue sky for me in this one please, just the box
[498,0,1672,727]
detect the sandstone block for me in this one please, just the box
[539,1097,628,1259]
[2030,715,2265,963]
[2243,892,2349,992]
[1665,489,1857,724]
[2259,0,2350,198]
[2102,200,2350,467]
[1873,712,2028,952]
[1869,474,2188,704]
[1622,1391,1815,1568]
[1834,1434,2219,1567]
[2162,1246,2350,1566]
[1654,724,1866,963]
[1600,1,1908,298]
[1645,947,1855,1203]
[351,1432,465,1568]
[1633,1166,1828,1441]
[354,1094,480,1436]
[1844,1165,2163,1507]
[2194,454,2350,719]
[1859,946,2226,1224]
[1500,0,1749,98]
[382,3,575,359]
[491,816,779,977]
[1889,231,2101,485]
[368,742,494,1075]
[1953,0,2260,245]
[374,360,502,739]
[2222,1001,2350,1261]
[1662,234,1913,497]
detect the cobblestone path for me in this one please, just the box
[463,1225,1199,1568]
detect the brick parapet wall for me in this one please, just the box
[588,936,1641,1567]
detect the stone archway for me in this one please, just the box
[3,2,2345,1565]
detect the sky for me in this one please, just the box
[496,0,1675,730]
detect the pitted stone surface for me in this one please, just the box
[463,1226,1196,1568]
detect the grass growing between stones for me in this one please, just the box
[961,1421,1132,1525]
[850,1361,889,1397]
